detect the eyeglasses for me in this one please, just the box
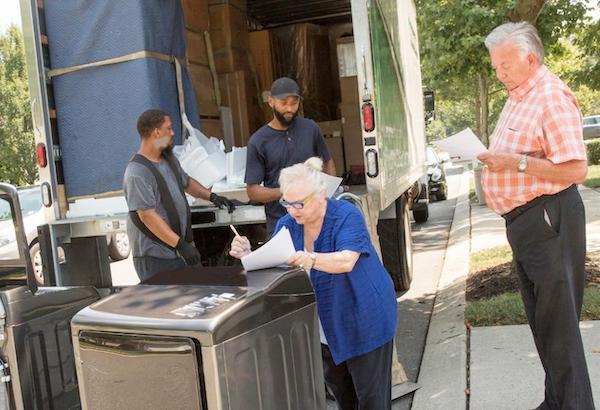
[279,192,316,210]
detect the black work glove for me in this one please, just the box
[176,238,202,266]
[210,192,236,213]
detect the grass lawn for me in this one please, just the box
[466,288,600,327]
[585,164,600,188]
[466,246,600,326]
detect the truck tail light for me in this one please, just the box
[36,143,47,168]
[366,149,379,178]
[362,103,375,132]
[41,182,52,207]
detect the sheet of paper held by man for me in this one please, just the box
[241,227,296,271]
[433,128,488,161]
[322,172,343,198]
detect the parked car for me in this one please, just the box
[583,115,600,140]
[426,146,448,201]
[2,186,131,284]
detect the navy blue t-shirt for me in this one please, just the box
[245,117,331,234]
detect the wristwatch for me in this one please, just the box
[308,252,317,269]
[517,155,528,173]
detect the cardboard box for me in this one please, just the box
[186,30,208,66]
[188,63,220,117]
[219,71,263,146]
[340,76,359,104]
[337,36,357,77]
[292,23,335,121]
[324,137,345,176]
[182,0,210,32]
[340,103,363,170]
[213,47,248,73]
[249,30,289,121]
[317,120,343,138]
[318,120,345,176]
[208,0,246,11]
[200,117,224,140]
[209,4,249,50]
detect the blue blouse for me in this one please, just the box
[274,199,397,365]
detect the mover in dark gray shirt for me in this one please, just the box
[124,109,235,281]
[245,78,336,236]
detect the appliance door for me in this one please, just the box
[76,332,204,410]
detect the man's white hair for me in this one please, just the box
[279,157,327,196]
[485,21,544,64]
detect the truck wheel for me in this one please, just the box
[413,203,429,223]
[29,242,44,285]
[108,232,131,261]
[378,196,413,291]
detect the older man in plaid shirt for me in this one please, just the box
[478,22,594,409]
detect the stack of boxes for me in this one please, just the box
[248,29,289,123]
[182,0,222,139]
[210,0,262,147]
[337,36,363,174]
[182,0,262,146]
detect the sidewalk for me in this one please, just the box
[412,170,600,409]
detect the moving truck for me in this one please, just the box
[1,0,430,405]
[18,0,430,293]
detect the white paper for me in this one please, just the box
[433,128,488,161]
[321,172,343,198]
[241,227,296,271]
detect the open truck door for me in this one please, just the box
[0,183,99,409]
[351,0,427,290]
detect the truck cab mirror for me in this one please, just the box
[423,90,435,113]
[0,183,38,293]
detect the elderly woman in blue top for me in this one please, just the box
[230,157,398,410]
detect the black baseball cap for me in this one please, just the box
[270,77,302,100]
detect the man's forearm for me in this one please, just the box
[137,209,180,247]
[323,159,336,176]
[247,184,281,202]
[185,177,212,200]
[525,157,587,184]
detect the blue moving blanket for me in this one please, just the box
[44,0,202,198]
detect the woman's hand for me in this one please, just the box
[287,251,315,271]
[229,235,251,259]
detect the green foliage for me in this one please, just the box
[575,85,600,117]
[0,25,36,186]
[425,118,446,142]
[585,164,600,188]
[436,99,475,137]
[587,140,600,166]
[416,0,591,143]
[574,18,600,89]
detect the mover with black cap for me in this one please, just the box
[245,77,337,237]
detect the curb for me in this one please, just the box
[412,168,471,410]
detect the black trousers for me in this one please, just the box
[133,255,186,282]
[321,340,393,410]
[505,185,594,410]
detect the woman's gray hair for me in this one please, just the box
[279,157,327,196]
[484,22,544,64]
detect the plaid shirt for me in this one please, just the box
[481,65,587,215]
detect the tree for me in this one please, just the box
[0,25,36,186]
[416,0,589,146]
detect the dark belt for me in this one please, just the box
[502,184,576,223]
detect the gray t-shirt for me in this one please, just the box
[123,157,189,259]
